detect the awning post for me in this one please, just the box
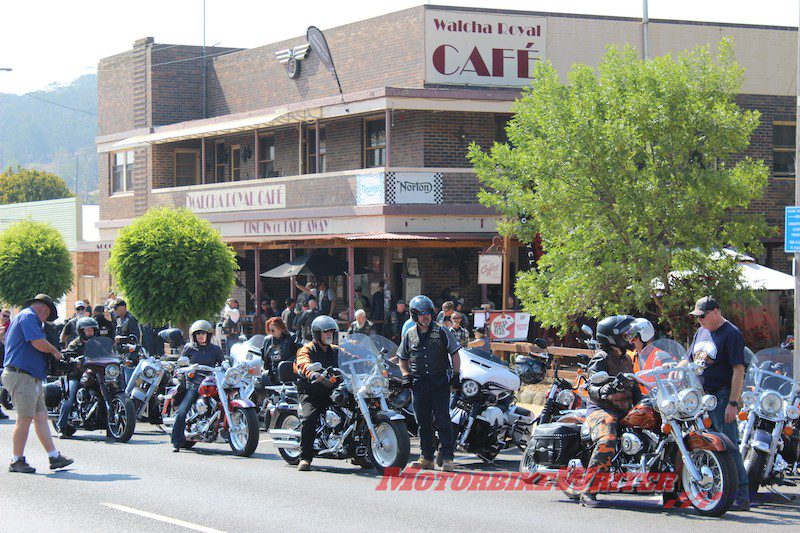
[347,245,355,321]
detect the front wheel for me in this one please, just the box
[681,448,737,517]
[275,412,302,465]
[228,407,260,457]
[107,394,136,442]
[366,416,410,474]
[744,447,768,494]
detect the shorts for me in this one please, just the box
[1,368,46,417]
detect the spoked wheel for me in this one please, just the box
[275,412,302,465]
[681,448,737,517]
[107,394,136,442]
[228,407,259,457]
[366,416,410,474]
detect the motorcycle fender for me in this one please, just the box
[686,430,735,452]
[476,406,504,427]
[230,398,255,409]
[450,407,467,426]
[378,409,406,422]
[751,428,772,453]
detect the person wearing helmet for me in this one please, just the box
[397,295,461,472]
[625,318,673,394]
[383,300,410,344]
[171,320,224,452]
[294,315,340,471]
[56,317,100,435]
[580,315,641,507]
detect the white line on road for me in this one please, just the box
[102,503,228,533]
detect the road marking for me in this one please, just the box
[102,503,227,533]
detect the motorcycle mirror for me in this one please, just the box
[581,325,594,337]
[177,356,190,367]
[589,371,609,384]
[577,353,591,365]
[239,334,247,342]
[533,338,548,350]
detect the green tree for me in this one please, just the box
[108,207,237,326]
[469,40,771,341]
[0,220,73,306]
[0,166,73,205]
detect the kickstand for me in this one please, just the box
[155,424,168,435]
[767,486,797,502]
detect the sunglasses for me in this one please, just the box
[76,307,86,311]
[2,315,10,319]
[417,311,432,316]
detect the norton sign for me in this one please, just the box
[425,10,547,87]
[186,184,286,213]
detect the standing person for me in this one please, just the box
[397,295,461,472]
[295,281,316,309]
[56,317,99,436]
[171,320,224,452]
[448,312,470,347]
[383,300,409,345]
[2,294,74,473]
[347,309,373,336]
[281,297,297,333]
[295,315,340,471]
[468,327,490,352]
[257,300,275,322]
[371,281,387,324]
[0,308,10,419]
[685,297,750,511]
[113,300,141,348]
[294,297,322,342]
[220,298,242,357]
[104,290,117,315]
[317,281,337,317]
[353,287,371,315]
[92,305,115,340]
[455,299,470,331]
[60,300,88,347]
[436,301,455,327]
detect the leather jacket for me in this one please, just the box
[586,348,641,414]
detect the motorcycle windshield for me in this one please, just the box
[636,364,704,400]
[651,339,686,363]
[83,336,118,364]
[338,333,386,394]
[747,348,797,398]
[369,334,399,360]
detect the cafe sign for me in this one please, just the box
[425,10,547,87]
[478,253,502,284]
[186,184,286,213]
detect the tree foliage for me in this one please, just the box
[108,207,237,326]
[0,220,73,307]
[469,40,771,341]
[0,166,73,205]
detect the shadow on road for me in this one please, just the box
[44,470,140,482]
[63,434,162,445]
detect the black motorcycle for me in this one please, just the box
[46,336,137,442]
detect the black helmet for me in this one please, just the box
[76,316,99,341]
[596,315,635,350]
[409,295,435,322]
[311,315,338,345]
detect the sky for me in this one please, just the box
[0,0,798,94]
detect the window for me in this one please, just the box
[215,143,226,183]
[111,151,134,193]
[495,115,512,144]
[174,150,200,187]
[364,118,386,168]
[774,122,795,177]
[258,135,276,178]
[231,145,241,181]
[306,126,326,173]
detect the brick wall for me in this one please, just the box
[409,247,483,310]
[424,112,497,168]
[98,52,136,136]
[390,110,425,167]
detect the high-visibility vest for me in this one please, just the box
[631,345,672,394]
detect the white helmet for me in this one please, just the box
[627,318,655,343]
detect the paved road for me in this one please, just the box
[1,413,798,532]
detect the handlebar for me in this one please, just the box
[177,364,218,374]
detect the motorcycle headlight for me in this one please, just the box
[659,398,677,417]
[676,389,701,415]
[741,390,756,407]
[224,367,243,387]
[556,389,575,406]
[786,404,800,420]
[701,394,717,411]
[759,391,782,416]
[105,364,121,381]
[142,366,157,379]
[364,375,388,396]
[461,379,480,398]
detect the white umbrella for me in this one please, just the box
[738,261,795,291]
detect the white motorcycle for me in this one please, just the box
[450,347,536,462]
[123,341,175,425]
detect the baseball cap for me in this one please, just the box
[114,299,127,308]
[74,300,86,309]
[689,296,719,317]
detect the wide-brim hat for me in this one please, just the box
[23,293,58,321]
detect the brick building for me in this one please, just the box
[95,5,797,322]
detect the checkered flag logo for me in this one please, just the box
[433,172,443,203]
[386,172,397,204]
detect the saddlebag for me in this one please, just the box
[44,382,63,410]
[529,423,582,468]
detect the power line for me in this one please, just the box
[24,94,97,116]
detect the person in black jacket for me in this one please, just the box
[371,281,387,322]
[294,297,322,342]
[171,320,225,452]
[383,300,409,344]
[56,317,100,435]
[92,305,115,340]
[261,317,298,383]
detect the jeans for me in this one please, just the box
[56,379,80,431]
[171,386,199,448]
[299,393,332,461]
[708,388,748,498]
[412,375,454,461]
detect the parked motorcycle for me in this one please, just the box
[739,347,800,495]
[270,334,410,473]
[46,336,137,442]
[520,361,738,516]
[370,334,417,435]
[450,346,536,462]
[122,338,175,425]
[175,362,261,456]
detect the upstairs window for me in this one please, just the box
[774,122,796,178]
[111,150,134,193]
[231,145,241,181]
[174,150,200,187]
[306,126,327,173]
[364,118,386,168]
[215,143,226,183]
[258,135,276,178]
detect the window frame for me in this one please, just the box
[214,142,226,183]
[174,149,201,187]
[231,144,241,181]
[110,150,134,194]
[305,125,327,174]
[363,117,386,169]
[258,134,276,178]
[773,121,796,179]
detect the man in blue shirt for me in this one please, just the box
[2,294,74,473]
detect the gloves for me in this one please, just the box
[598,383,615,399]
[402,375,414,389]
[450,372,461,389]
[308,371,324,384]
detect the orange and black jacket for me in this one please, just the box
[294,341,339,395]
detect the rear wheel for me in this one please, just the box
[682,448,737,517]
[366,416,410,474]
[228,407,260,457]
[744,447,768,494]
[107,394,136,442]
[275,412,302,465]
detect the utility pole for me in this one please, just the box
[642,0,650,60]
[794,0,800,381]
[74,156,79,198]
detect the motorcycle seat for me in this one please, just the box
[514,406,532,417]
